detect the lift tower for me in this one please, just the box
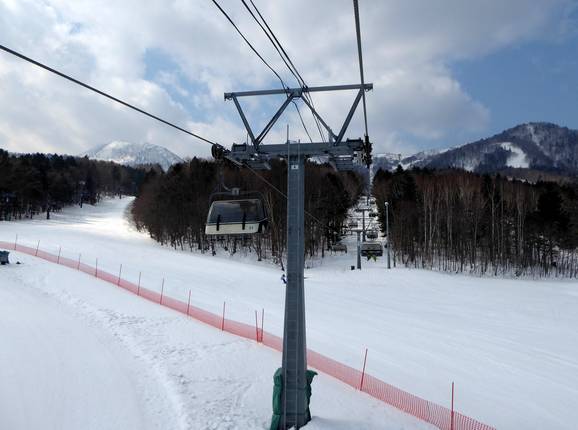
[211,1,371,427]
[212,81,372,429]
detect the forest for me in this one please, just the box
[0,149,145,220]
[372,167,578,278]
[3,146,577,278]
[131,158,364,267]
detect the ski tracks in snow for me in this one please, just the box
[13,255,276,429]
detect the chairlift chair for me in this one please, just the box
[205,190,268,236]
[366,230,378,240]
[360,242,383,257]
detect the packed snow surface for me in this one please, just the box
[0,201,432,429]
[2,197,577,429]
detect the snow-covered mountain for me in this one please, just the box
[83,141,183,171]
[373,123,578,177]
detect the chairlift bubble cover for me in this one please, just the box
[205,198,267,235]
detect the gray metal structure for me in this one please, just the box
[354,205,372,242]
[212,3,372,427]
[356,230,362,269]
[216,82,371,429]
[385,201,391,269]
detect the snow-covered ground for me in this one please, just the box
[0,201,432,429]
[2,197,577,429]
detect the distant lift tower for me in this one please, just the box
[354,205,372,242]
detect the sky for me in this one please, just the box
[0,0,577,158]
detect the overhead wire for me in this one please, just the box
[0,42,331,231]
[292,102,313,143]
[1,17,346,235]
[243,162,342,232]
[248,0,327,142]
[210,0,288,91]
[212,0,315,146]
[210,0,354,235]
[353,0,369,139]
[241,0,327,143]
[0,44,218,147]
[236,0,316,143]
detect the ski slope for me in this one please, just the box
[0,202,433,429]
[2,197,578,429]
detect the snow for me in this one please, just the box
[83,141,183,170]
[498,142,530,168]
[0,260,179,430]
[526,123,542,146]
[460,158,479,172]
[0,201,432,429]
[2,198,577,429]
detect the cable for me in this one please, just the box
[242,0,327,143]
[0,44,218,147]
[247,0,326,142]
[244,162,345,234]
[212,0,323,147]
[353,0,369,138]
[0,43,348,236]
[240,0,299,86]
[0,42,324,225]
[292,102,313,143]
[211,0,288,91]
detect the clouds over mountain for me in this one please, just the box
[0,0,573,157]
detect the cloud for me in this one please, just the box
[0,0,573,158]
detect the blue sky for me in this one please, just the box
[451,34,578,146]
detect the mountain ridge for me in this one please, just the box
[82,141,183,171]
[373,122,578,178]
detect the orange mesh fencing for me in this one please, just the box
[1,240,495,430]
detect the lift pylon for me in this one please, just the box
[214,82,372,429]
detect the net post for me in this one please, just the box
[186,289,191,315]
[77,253,81,270]
[450,382,455,430]
[117,264,123,286]
[261,308,264,342]
[35,240,40,256]
[160,278,165,304]
[137,272,141,295]
[57,246,61,264]
[359,348,368,391]
[221,301,226,331]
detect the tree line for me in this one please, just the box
[131,158,364,266]
[372,167,578,278]
[0,149,145,220]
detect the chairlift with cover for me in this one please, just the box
[366,230,378,240]
[361,241,383,257]
[205,189,268,236]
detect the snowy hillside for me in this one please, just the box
[1,198,577,429]
[83,141,183,171]
[373,122,578,176]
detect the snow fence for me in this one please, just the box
[2,239,495,430]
